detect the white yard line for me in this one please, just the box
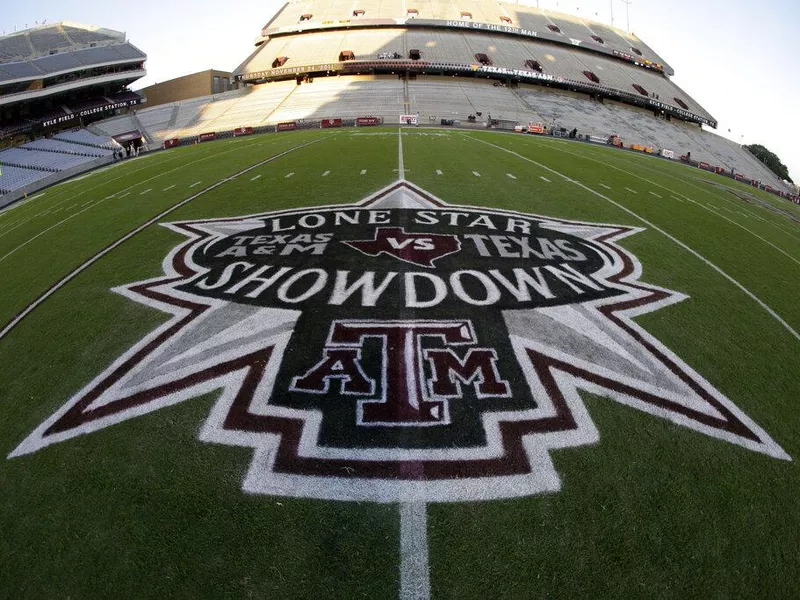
[398,128,405,182]
[0,137,326,341]
[468,135,800,342]
[399,502,431,600]
[396,129,430,600]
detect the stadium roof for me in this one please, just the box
[0,21,127,64]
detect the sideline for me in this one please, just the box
[549,141,800,258]
[466,133,800,343]
[0,136,326,341]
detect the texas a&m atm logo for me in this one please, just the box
[10,181,789,502]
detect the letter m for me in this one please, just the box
[424,348,510,398]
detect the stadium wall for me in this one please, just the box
[138,70,235,108]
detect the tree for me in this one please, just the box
[744,144,793,183]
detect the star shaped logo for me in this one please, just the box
[9,181,790,502]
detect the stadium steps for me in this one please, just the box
[166,105,180,129]
[87,123,111,137]
[262,85,300,124]
[130,112,155,145]
[402,79,410,114]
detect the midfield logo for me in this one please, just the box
[9,181,790,502]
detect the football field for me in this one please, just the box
[1,128,798,597]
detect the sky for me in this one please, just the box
[4,0,799,181]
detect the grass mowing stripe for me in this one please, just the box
[466,133,800,343]
[0,136,326,342]
[0,195,116,263]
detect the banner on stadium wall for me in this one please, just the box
[199,132,217,142]
[355,117,381,126]
[233,127,253,136]
[321,119,342,128]
[164,138,180,149]
[660,149,675,159]
[528,123,545,134]
[41,114,78,129]
[278,122,297,132]
[400,115,418,125]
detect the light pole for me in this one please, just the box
[621,0,632,33]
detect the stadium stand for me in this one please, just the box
[0,129,117,199]
[0,22,146,145]
[53,129,117,149]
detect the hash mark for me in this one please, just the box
[189,181,202,188]
[140,188,152,195]
[118,191,131,199]
[540,176,551,183]
[599,183,611,190]
[285,172,294,178]
[163,184,176,191]
[625,187,638,194]
[649,191,662,198]
[250,175,261,181]
[322,170,330,177]
[506,173,517,179]
[436,169,443,175]
[360,169,367,175]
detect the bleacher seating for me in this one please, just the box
[267,76,404,122]
[0,147,97,171]
[24,138,110,156]
[242,27,709,121]
[0,129,116,196]
[53,129,117,149]
[0,165,47,195]
[260,0,671,72]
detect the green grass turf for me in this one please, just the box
[1,127,798,596]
